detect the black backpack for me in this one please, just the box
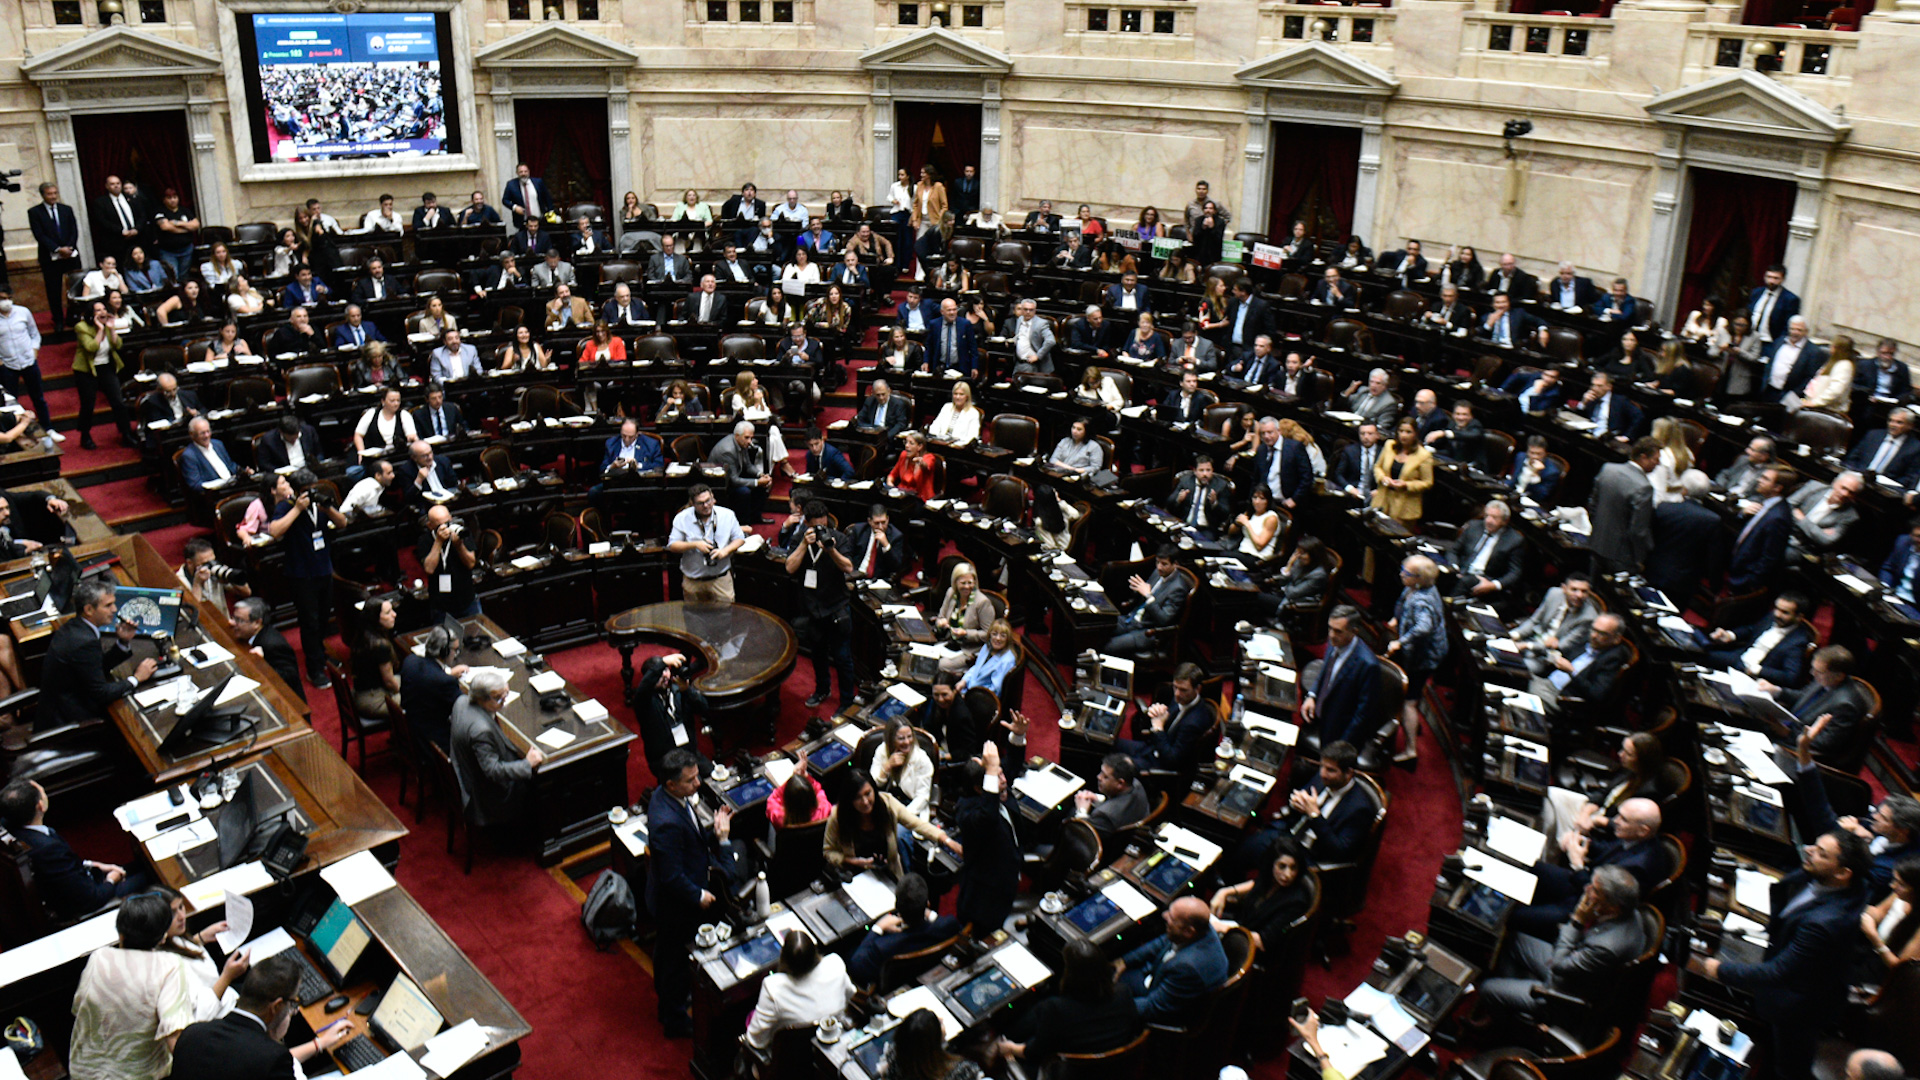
[580,869,636,950]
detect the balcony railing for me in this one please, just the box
[1687,23,1857,79]
[1463,12,1612,60]
[1261,3,1396,49]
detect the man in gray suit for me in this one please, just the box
[1344,368,1400,427]
[1785,471,1862,558]
[648,234,693,286]
[1170,321,1220,371]
[1474,865,1645,1020]
[450,670,545,828]
[1715,435,1775,500]
[1008,298,1056,375]
[1075,753,1150,834]
[529,249,576,290]
[1586,437,1661,574]
[1510,573,1600,676]
[708,419,772,521]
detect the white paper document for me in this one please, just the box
[183,862,274,911]
[535,727,577,750]
[888,985,963,1040]
[215,676,261,707]
[1011,765,1084,809]
[844,870,897,919]
[831,723,865,747]
[763,758,796,788]
[1344,983,1423,1049]
[320,849,396,905]
[1321,1020,1391,1078]
[1228,764,1277,793]
[1242,711,1300,746]
[240,926,299,960]
[492,637,527,657]
[527,671,567,694]
[420,1019,490,1078]
[764,908,804,942]
[1244,633,1286,661]
[571,699,610,723]
[135,677,195,709]
[994,941,1053,989]
[215,890,255,953]
[1485,816,1550,865]
[1155,823,1223,871]
[1734,868,1774,914]
[184,642,235,668]
[1462,848,1539,903]
[352,1051,427,1080]
[145,819,217,860]
[1100,879,1157,921]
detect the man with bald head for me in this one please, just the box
[1116,895,1230,1025]
[1511,797,1667,937]
[420,504,479,618]
[1843,1049,1905,1080]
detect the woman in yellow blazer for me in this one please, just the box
[909,165,948,276]
[72,299,135,449]
[1372,416,1435,527]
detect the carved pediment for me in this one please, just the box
[475,23,640,69]
[1235,41,1398,97]
[1645,69,1846,144]
[23,26,219,82]
[859,27,1012,75]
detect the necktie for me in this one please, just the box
[1187,482,1205,526]
[523,180,536,217]
[1595,395,1610,430]
[1755,290,1776,340]
[944,322,957,368]
[114,196,132,230]
[1317,644,1345,698]
[352,325,363,346]
[700,293,711,322]
[1358,447,1373,497]
[1471,531,1495,574]
[1246,356,1265,383]
[1870,436,1901,473]
[1495,315,1509,345]
[434,410,444,437]
[865,536,880,577]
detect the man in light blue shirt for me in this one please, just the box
[668,484,746,604]
[0,288,52,430]
[429,327,477,382]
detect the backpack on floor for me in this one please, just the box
[581,869,636,950]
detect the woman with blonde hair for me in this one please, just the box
[932,562,995,672]
[1647,339,1694,395]
[928,380,982,445]
[1196,275,1230,334]
[1076,365,1126,413]
[1277,418,1325,477]
[729,372,791,471]
[1802,335,1857,414]
[1648,416,1692,503]
[669,188,711,250]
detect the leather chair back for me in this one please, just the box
[1784,409,1852,454]
[233,222,278,246]
[991,241,1032,275]
[981,474,1029,520]
[989,414,1040,456]
[599,260,644,286]
[948,236,988,265]
[1381,289,1430,320]
[630,334,680,361]
[412,269,461,295]
[718,334,765,362]
[286,364,341,398]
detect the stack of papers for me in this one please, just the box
[1245,633,1287,661]
[145,819,216,860]
[993,941,1053,989]
[1242,711,1299,746]
[493,637,527,657]
[763,758,797,787]
[528,671,567,694]
[536,727,577,750]
[888,985,963,1040]
[420,1019,490,1078]
[844,871,897,919]
[320,850,397,904]
[830,723,865,747]
[1462,848,1539,902]
[572,699,610,724]
[1485,816,1549,865]
[1345,983,1428,1053]
[1733,868,1774,914]
[1320,1019,1392,1078]
[1100,879,1157,920]
[884,683,926,708]
[1011,765,1084,809]
[1155,823,1223,871]
[1227,764,1276,794]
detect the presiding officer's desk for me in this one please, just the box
[606,600,797,744]
[397,614,633,864]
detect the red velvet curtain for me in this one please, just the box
[1676,168,1796,321]
[73,111,195,212]
[513,98,611,212]
[893,103,980,189]
[1265,122,1362,242]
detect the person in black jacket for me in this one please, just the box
[647,748,739,1036]
[1209,835,1315,951]
[398,626,466,750]
[635,652,709,781]
[846,872,962,988]
[953,727,1026,939]
[253,415,322,475]
[1,779,152,917]
[1227,742,1376,879]
[1511,798,1666,937]
[170,953,354,1080]
[921,673,981,759]
[1451,500,1526,606]
[1116,663,1217,776]
[41,578,160,727]
[1105,547,1191,657]
[995,938,1142,1066]
[843,504,908,581]
[1527,613,1631,714]
[229,598,305,703]
[855,379,910,444]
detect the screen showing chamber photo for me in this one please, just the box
[240,12,456,164]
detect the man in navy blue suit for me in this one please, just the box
[1511,797,1666,937]
[1786,717,1919,898]
[1843,407,1920,484]
[1878,517,1920,602]
[1223,280,1270,361]
[1589,277,1637,323]
[1118,896,1230,1025]
[180,417,248,489]
[846,873,961,987]
[1727,466,1796,591]
[1545,262,1602,310]
[1477,292,1541,347]
[1698,822,1869,1080]
[599,418,664,474]
[1249,415,1315,510]
[925,298,978,377]
[1226,741,1376,880]
[501,163,551,230]
[3,779,153,917]
[647,748,740,1037]
[1116,663,1217,777]
[895,286,939,333]
[1508,436,1564,502]
[803,428,855,481]
[1646,471,1723,602]
[1501,367,1565,413]
[1331,420,1384,500]
[1746,264,1800,345]
[1571,372,1642,440]
[27,182,81,327]
[1104,271,1151,314]
[1696,593,1813,687]
[331,304,387,349]
[1303,607,1379,749]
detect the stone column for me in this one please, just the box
[491,76,518,209]
[1640,133,1687,323]
[870,77,895,211]
[186,79,225,234]
[1241,91,1270,236]
[607,74,633,215]
[979,78,1002,213]
[1783,179,1820,293]
[1352,117,1385,245]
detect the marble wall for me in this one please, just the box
[647,113,867,206]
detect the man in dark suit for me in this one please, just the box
[647,235,692,289]
[564,214,608,258]
[949,165,981,222]
[720,184,768,247]
[1228,334,1280,386]
[1231,741,1377,879]
[847,872,962,988]
[647,747,739,1036]
[1303,608,1379,748]
[42,578,161,726]
[1587,437,1659,574]
[803,429,856,481]
[1309,266,1357,307]
[398,626,463,750]
[1119,896,1230,1025]
[1117,663,1217,776]
[895,287,939,333]
[683,274,729,326]
[634,653,709,781]
[600,283,647,328]
[1377,240,1429,284]
[457,190,502,228]
[1843,407,1920,484]
[1512,797,1666,937]
[1157,368,1215,424]
[1856,338,1914,403]
[348,257,406,305]
[397,440,461,513]
[171,954,353,1080]
[1452,500,1526,606]
[1331,420,1384,500]
[450,672,544,831]
[1476,867,1647,1021]
[1775,646,1875,765]
[1643,470,1724,602]
[28,183,81,327]
[1249,415,1315,509]
[1529,613,1632,715]
[138,372,202,430]
[501,164,550,230]
[254,415,322,475]
[1477,291,1541,347]
[1786,714,1918,895]
[0,779,152,917]
[1727,465,1796,591]
[1165,456,1232,536]
[1105,272,1151,313]
[330,304,387,350]
[1075,753,1151,834]
[1879,517,1920,602]
[1589,278,1638,323]
[925,299,978,377]
[955,736,1025,935]
[508,218,552,260]
[1696,593,1813,687]
[1698,824,1870,1080]
[1487,253,1539,299]
[1409,389,1451,443]
[1223,280,1270,360]
[599,418,665,475]
[1021,200,1062,233]
[89,175,144,263]
[1746,264,1800,345]
[843,504,908,580]
[1068,305,1116,361]
[410,191,448,233]
[1758,316,1825,404]
[776,323,825,371]
[1104,547,1190,658]
[856,379,909,442]
[1544,262,1602,310]
[1423,285,1474,331]
[1501,367,1565,414]
[229,598,304,702]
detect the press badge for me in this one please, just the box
[804,570,818,589]
[311,532,326,551]
[438,574,454,593]
[671,723,690,746]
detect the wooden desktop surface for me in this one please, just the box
[606,600,797,713]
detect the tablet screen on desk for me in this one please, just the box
[809,742,853,770]
[1064,893,1121,934]
[1218,782,1266,818]
[850,1029,896,1075]
[724,777,775,808]
[1396,965,1459,1021]
[1454,883,1512,928]
[952,967,1018,1017]
[724,932,784,979]
[372,973,445,1052]
[1137,851,1197,896]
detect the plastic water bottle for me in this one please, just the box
[1230,693,1245,725]
[752,872,770,921]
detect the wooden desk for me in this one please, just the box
[399,615,633,864]
[607,601,796,740]
[145,732,406,890]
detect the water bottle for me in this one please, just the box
[1230,693,1245,725]
[752,872,771,921]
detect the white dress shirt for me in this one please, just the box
[1769,339,1806,390]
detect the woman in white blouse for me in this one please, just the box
[1800,335,1856,414]
[68,894,199,1080]
[670,188,712,250]
[1076,366,1125,412]
[353,387,419,456]
[225,273,265,316]
[1680,296,1727,344]
[869,716,935,816]
[155,888,248,1021]
[743,930,853,1052]
[888,167,914,274]
[198,242,240,286]
[729,372,791,472]
[928,380,983,444]
[781,247,821,287]
[80,257,125,300]
[1232,484,1283,561]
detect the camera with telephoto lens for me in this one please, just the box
[204,562,246,585]
[307,486,334,509]
[0,170,20,195]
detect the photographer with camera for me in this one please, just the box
[420,504,480,619]
[668,484,746,603]
[783,500,858,711]
[176,536,249,611]
[265,469,348,689]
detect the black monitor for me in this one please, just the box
[215,770,296,869]
[156,674,251,755]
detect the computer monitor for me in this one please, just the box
[1095,655,1134,700]
[850,1028,896,1075]
[722,932,784,979]
[1135,850,1198,896]
[113,587,182,638]
[807,740,853,770]
[156,674,248,755]
[307,898,373,983]
[214,769,296,870]
[1062,893,1121,935]
[950,967,1018,1019]
[371,973,446,1053]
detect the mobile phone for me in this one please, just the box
[1291,997,1312,1023]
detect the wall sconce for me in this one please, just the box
[1748,39,1776,57]
[544,3,563,18]
[1310,17,1330,33]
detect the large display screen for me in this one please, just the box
[237,12,459,164]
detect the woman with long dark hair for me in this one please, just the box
[887,1008,982,1080]
[995,938,1141,1064]
[350,597,402,720]
[1209,836,1313,950]
[823,772,959,879]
